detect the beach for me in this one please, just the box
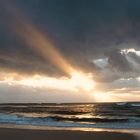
[0,128,137,140]
[0,103,139,140]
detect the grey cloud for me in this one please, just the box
[128,52,140,64]
[1,0,140,82]
[107,49,132,72]
[0,83,94,103]
[0,49,68,77]
[93,48,140,83]
[109,78,140,89]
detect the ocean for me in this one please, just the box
[0,102,140,129]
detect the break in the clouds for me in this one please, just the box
[1,0,140,102]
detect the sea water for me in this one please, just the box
[0,102,140,129]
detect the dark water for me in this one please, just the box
[0,102,140,129]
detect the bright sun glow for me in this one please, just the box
[0,72,121,102]
[93,92,117,102]
[70,72,95,92]
[0,71,95,92]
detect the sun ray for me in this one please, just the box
[4,3,74,76]
[1,3,110,102]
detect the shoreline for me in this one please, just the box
[0,127,138,140]
[0,124,139,140]
[0,123,140,132]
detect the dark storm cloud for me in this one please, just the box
[107,49,132,72]
[0,49,67,77]
[1,0,140,80]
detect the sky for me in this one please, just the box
[0,0,140,103]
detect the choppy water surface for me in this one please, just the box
[0,102,140,129]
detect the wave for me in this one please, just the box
[0,103,140,129]
[0,113,133,124]
[130,103,140,107]
[49,116,129,123]
[116,103,127,106]
[0,112,140,129]
[0,113,140,129]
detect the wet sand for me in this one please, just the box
[0,128,138,140]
